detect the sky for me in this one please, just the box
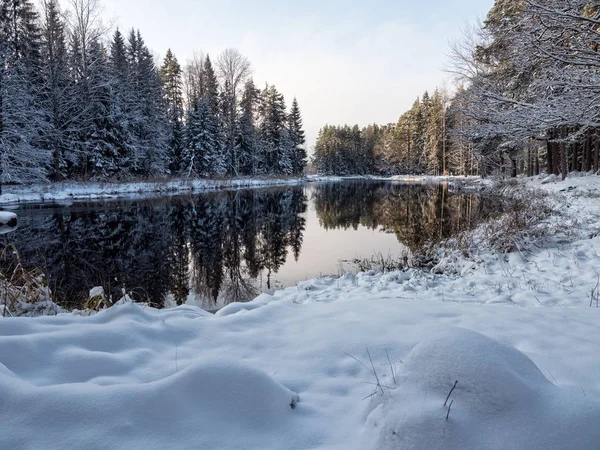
[98,0,494,149]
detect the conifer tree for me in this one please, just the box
[40,0,71,180]
[236,79,259,175]
[288,98,307,175]
[160,49,184,173]
[0,0,48,182]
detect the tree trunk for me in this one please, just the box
[547,131,554,174]
[583,131,590,172]
[511,158,518,178]
[594,132,600,174]
[553,141,560,176]
[535,147,540,175]
[571,141,578,173]
[560,129,567,180]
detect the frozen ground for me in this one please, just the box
[1,173,600,449]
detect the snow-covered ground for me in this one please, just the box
[1,173,600,449]
[0,176,327,205]
[0,174,484,205]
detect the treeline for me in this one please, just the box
[0,0,306,183]
[314,89,476,176]
[316,0,600,179]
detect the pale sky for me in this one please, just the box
[98,0,494,149]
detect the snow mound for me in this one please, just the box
[363,328,600,450]
[0,211,17,226]
[215,293,275,316]
[0,358,299,449]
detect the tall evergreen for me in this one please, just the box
[40,0,70,180]
[236,79,259,175]
[288,97,307,175]
[0,0,48,182]
[127,30,169,176]
[160,49,184,173]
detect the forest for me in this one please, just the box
[314,0,600,179]
[0,0,307,183]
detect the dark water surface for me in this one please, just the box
[3,181,496,310]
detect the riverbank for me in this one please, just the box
[0,174,484,205]
[1,173,600,449]
[0,176,317,205]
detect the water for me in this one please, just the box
[2,180,496,310]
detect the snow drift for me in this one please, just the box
[0,305,299,450]
[363,328,600,450]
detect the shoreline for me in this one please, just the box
[0,174,484,206]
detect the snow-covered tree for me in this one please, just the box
[288,97,307,175]
[0,0,49,182]
[160,49,184,173]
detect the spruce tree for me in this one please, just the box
[0,0,48,182]
[236,79,259,175]
[288,97,307,175]
[40,0,71,180]
[127,30,169,176]
[160,49,184,173]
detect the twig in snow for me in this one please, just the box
[446,400,454,421]
[444,380,458,407]
[385,350,397,385]
[367,348,384,396]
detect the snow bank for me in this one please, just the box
[363,328,600,450]
[0,176,310,205]
[0,211,17,226]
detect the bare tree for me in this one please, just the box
[216,49,252,100]
[183,51,205,110]
[217,49,252,175]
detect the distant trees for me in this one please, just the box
[316,0,600,178]
[0,0,307,183]
[314,88,473,176]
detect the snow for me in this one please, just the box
[0,175,486,206]
[363,328,600,450]
[1,174,600,449]
[0,211,17,225]
[0,177,312,205]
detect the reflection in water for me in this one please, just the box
[4,181,495,310]
[313,182,496,252]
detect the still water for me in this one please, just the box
[4,181,496,310]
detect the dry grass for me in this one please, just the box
[0,246,60,317]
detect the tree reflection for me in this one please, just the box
[313,181,495,252]
[5,181,492,310]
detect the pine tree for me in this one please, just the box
[288,97,307,175]
[0,0,48,182]
[160,49,184,173]
[39,0,72,180]
[258,84,291,175]
[236,79,259,175]
[127,30,169,176]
